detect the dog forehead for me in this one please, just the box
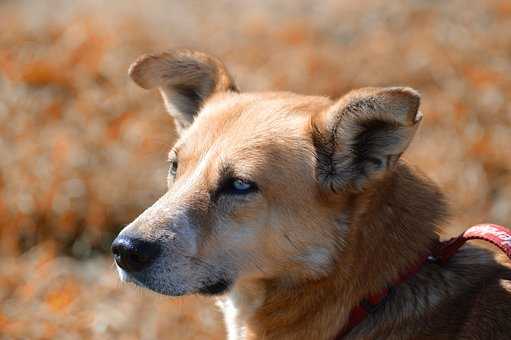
[179,92,332,155]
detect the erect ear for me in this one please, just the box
[128,49,238,133]
[312,87,422,192]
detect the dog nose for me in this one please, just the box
[111,235,161,273]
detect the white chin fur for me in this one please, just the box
[116,265,132,283]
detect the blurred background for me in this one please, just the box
[1,0,510,338]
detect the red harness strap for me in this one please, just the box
[336,223,511,339]
[433,224,511,264]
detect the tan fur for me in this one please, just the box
[116,50,511,339]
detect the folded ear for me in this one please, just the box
[312,87,422,192]
[128,49,238,133]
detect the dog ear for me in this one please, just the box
[128,49,238,133]
[313,87,422,192]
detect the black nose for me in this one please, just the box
[111,235,161,273]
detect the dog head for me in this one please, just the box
[112,50,422,296]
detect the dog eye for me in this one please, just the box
[169,159,178,177]
[224,178,258,195]
[232,179,252,191]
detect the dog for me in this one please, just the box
[112,49,511,339]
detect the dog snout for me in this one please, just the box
[111,235,161,273]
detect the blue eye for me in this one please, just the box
[216,176,258,197]
[223,178,258,195]
[232,179,252,191]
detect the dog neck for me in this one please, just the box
[219,163,448,340]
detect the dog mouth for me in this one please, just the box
[117,264,232,297]
[197,278,232,296]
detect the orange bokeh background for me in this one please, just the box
[1,0,510,338]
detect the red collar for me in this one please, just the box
[336,223,511,339]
